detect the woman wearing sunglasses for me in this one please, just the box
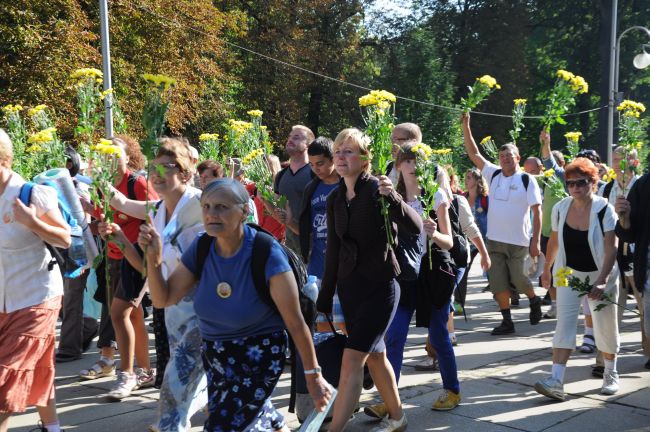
[536,158,620,401]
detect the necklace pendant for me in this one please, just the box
[216,282,232,299]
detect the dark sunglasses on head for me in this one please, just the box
[566,178,590,188]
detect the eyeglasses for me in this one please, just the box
[150,163,179,174]
[566,178,591,188]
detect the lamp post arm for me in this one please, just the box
[614,26,650,94]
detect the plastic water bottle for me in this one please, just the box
[68,224,86,262]
[303,275,319,303]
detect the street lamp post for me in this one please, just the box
[606,22,650,165]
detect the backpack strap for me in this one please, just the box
[273,167,287,195]
[250,227,275,308]
[602,180,615,200]
[490,169,502,185]
[522,173,530,191]
[597,205,607,236]
[19,182,61,272]
[194,233,214,280]
[127,173,139,200]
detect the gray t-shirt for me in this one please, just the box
[275,163,313,252]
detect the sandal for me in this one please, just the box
[79,359,116,380]
[579,335,596,354]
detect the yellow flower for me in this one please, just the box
[543,168,555,178]
[70,68,103,80]
[27,128,56,144]
[199,133,219,142]
[554,266,574,287]
[480,136,492,145]
[564,131,582,142]
[513,99,527,105]
[27,104,47,117]
[2,104,23,114]
[142,73,177,91]
[100,138,113,146]
[569,75,589,94]
[247,110,263,117]
[377,100,391,110]
[99,88,114,100]
[556,69,575,81]
[636,142,643,150]
[411,143,433,160]
[26,144,43,153]
[359,89,396,107]
[477,75,499,89]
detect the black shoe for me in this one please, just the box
[541,291,552,306]
[491,320,515,335]
[592,365,604,378]
[482,285,491,293]
[529,296,542,325]
[510,296,520,307]
[645,358,650,370]
[55,352,82,363]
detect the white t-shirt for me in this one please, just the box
[407,189,446,248]
[482,163,542,247]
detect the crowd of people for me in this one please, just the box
[0,111,648,432]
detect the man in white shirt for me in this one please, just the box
[462,114,543,335]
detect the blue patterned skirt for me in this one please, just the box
[201,330,287,432]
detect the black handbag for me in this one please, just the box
[294,317,346,422]
[415,248,457,328]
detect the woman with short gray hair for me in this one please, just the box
[139,178,331,431]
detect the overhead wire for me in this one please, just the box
[115,1,606,120]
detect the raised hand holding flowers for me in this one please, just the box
[542,69,588,131]
[540,168,568,199]
[359,89,397,245]
[460,75,501,113]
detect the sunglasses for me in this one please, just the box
[565,178,590,188]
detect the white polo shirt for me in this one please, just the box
[482,162,542,247]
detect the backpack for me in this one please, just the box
[490,169,530,191]
[479,195,489,214]
[395,222,424,282]
[602,180,615,201]
[193,223,317,413]
[448,195,469,267]
[19,181,86,278]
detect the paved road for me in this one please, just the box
[9,264,650,431]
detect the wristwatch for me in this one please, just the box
[304,366,322,375]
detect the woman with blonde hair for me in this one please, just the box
[317,128,422,431]
[0,129,71,432]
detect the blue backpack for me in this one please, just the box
[19,181,86,278]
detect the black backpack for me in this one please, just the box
[490,169,531,191]
[193,223,317,413]
[448,195,469,267]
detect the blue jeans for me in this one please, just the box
[385,300,460,393]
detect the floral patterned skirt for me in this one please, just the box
[201,330,287,432]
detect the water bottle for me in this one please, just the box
[68,224,86,262]
[303,275,319,303]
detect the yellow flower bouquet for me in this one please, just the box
[555,267,639,315]
[359,89,397,245]
[509,99,527,143]
[616,100,646,185]
[479,135,498,164]
[460,75,501,114]
[564,131,582,162]
[541,69,588,131]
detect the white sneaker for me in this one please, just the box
[370,414,408,432]
[543,305,557,319]
[534,376,565,401]
[601,370,620,395]
[107,371,138,400]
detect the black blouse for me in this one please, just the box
[564,223,598,272]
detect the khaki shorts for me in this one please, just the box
[487,239,533,294]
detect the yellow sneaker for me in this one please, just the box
[364,402,389,419]
[431,389,461,411]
